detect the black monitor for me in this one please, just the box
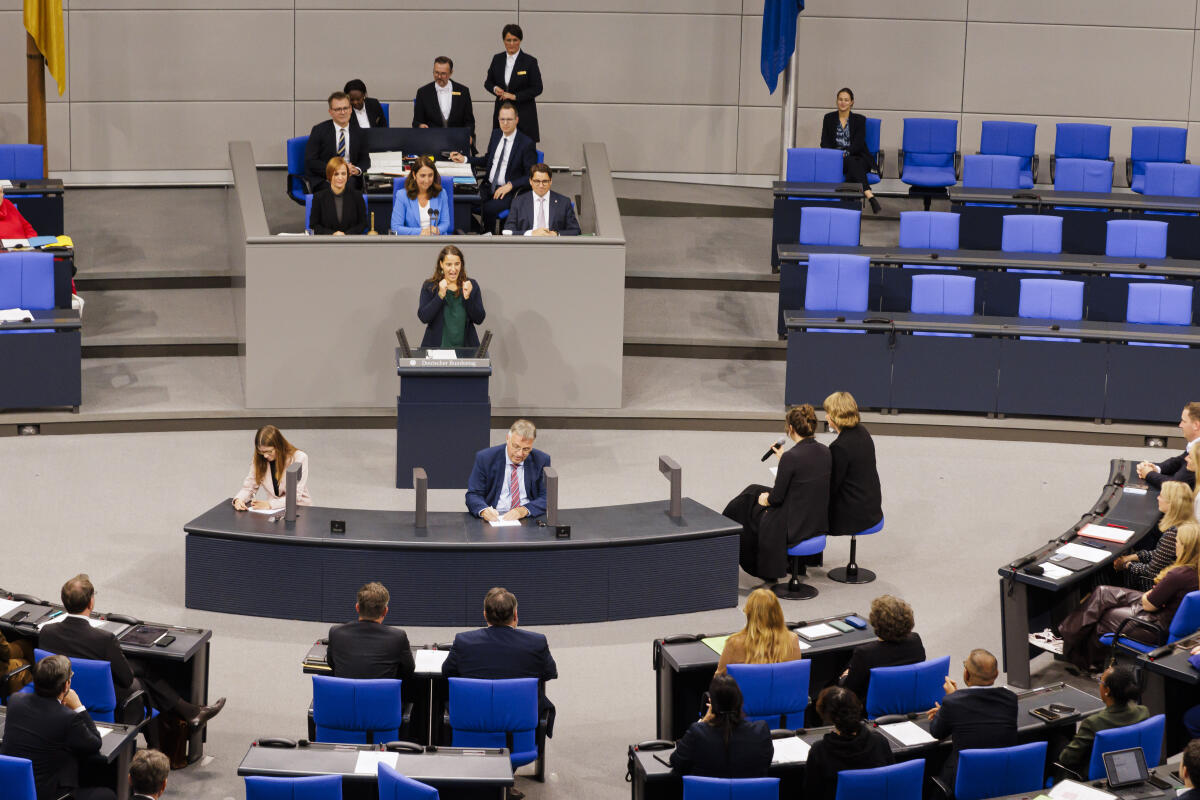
[364,127,471,158]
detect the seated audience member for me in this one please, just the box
[129,749,171,800]
[0,185,37,239]
[309,156,367,236]
[413,56,476,151]
[465,419,550,521]
[418,245,485,348]
[39,575,225,730]
[1136,403,1200,489]
[485,23,543,144]
[1114,481,1194,592]
[503,163,580,236]
[0,654,114,800]
[838,594,926,701]
[305,92,370,193]
[0,627,35,694]
[449,102,537,232]
[1057,665,1149,778]
[926,649,1018,788]
[327,582,414,681]
[716,587,803,674]
[391,156,452,236]
[1180,739,1200,800]
[669,673,771,779]
[344,79,387,129]
[820,87,881,214]
[804,686,893,800]
[824,391,883,537]
[1058,522,1199,672]
[724,404,830,583]
[232,425,311,510]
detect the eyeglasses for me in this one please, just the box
[530,178,551,185]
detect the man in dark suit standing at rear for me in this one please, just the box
[1,654,114,800]
[449,102,537,233]
[464,418,550,521]
[1137,401,1200,489]
[413,57,475,153]
[504,163,580,236]
[305,92,371,193]
[927,648,1018,789]
[327,582,415,680]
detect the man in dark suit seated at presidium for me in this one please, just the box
[450,102,537,233]
[1137,401,1200,489]
[504,163,580,237]
[327,581,415,681]
[305,91,371,194]
[413,56,476,153]
[465,418,550,521]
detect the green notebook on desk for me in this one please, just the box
[702,635,731,655]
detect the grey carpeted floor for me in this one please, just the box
[0,426,1155,799]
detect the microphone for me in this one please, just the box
[429,207,440,234]
[761,437,787,462]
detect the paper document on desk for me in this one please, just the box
[1122,487,1147,495]
[426,349,457,359]
[0,308,32,323]
[414,649,450,673]
[27,236,57,248]
[702,635,731,655]
[0,598,23,618]
[771,736,811,764]
[436,161,474,178]
[366,151,406,176]
[96,725,115,739]
[1077,523,1135,544]
[488,518,521,527]
[1038,562,1072,581]
[39,615,107,631]
[1046,779,1116,800]
[1056,542,1110,563]
[354,751,398,775]
[796,623,839,641]
[0,180,11,189]
[2,239,29,249]
[250,506,283,515]
[878,720,937,747]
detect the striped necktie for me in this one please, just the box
[337,127,347,160]
[506,464,520,512]
[491,137,509,186]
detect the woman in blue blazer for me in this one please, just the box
[418,245,485,348]
[390,157,451,235]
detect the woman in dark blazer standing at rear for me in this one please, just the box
[824,391,883,536]
[820,87,881,214]
[484,23,543,143]
[724,404,831,582]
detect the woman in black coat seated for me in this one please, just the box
[310,156,368,235]
[838,594,926,701]
[824,391,883,537]
[417,245,486,348]
[805,686,893,800]
[724,404,831,583]
[820,87,881,214]
[669,673,772,779]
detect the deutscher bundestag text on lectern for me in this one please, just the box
[395,347,491,489]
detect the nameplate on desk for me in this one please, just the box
[402,359,488,368]
[1077,523,1135,544]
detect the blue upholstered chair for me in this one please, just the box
[0,755,37,800]
[910,274,975,315]
[1018,279,1084,341]
[1142,162,1200,198]
[0,145,43,181]
[864,656,950,718]
[828,517,884,585]
[245,775,343,800]
[900,118,959,208]
[1001,215,1062,254]
[773,535,827,600]
[945,742,1047,800]
[30,648,147,724]
[311,675,406,744]
[1127,282,1193,325]
[979,120,1036,188]
[0,252,55,314]
[379,102,391,126]
[378,762,439,800]
[1100,591,1200,654]
[1053,158,1114,193]
[1053,123,1111,183]
[447,677,543,773]
[726,660,810,729]
[804,254,870,313]
[786,148,845,183]
[899,211,959,270]
[1074,715,1166,781]
[286,136,310,205]
[1106,220,1168,259]
[799,207,861,247]
[683,776,779,800]
[835,759,924,800]
[962,154,1021,190]
[864,118,883,185]
[1129,126,1187,193]
[392,176,456,234]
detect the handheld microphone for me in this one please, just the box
[429,207,440,234]
[761,437,787,462]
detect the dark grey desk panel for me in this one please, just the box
[237,743,513,785]
[949,186,1200,214]
[0,604,210,663]
[660,624,876,673]
[772,181,862,199]
[0,310,82,331]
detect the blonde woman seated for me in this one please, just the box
[716,587,804,674]
[1114,481,1195,592]
[232,425,312,510]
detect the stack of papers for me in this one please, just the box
[771,736,811,764]
[1045,779,1116,800]
[796,623,839,641]
[878,720,937,746]
[425,349,457,360]
[701,635,731,655]
[0,598,25,618]
[488,518,521,528]
[353,751,398,775]
[2,239,29,249]
[1055,542,1110,563]
[436,161,474,178]
[414,649,450,673]
[0,180,11,189]
[366,151,406,176]
[1077,523,1134,544]
[1037,562,1073,581]
[0,309,32,323]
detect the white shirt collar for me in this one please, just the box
[334,122,349,133]
[67,612,91,621]
[435,81,452,93]
[506,50,520,63]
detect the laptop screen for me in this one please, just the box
[1103,747,1149,788]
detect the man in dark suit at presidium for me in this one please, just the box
[465,418,550,521]
[413,56,476,153]
[449,102,537,233]
[305,92,371,193]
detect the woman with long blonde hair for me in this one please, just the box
[232,425,312,511]
[1115,481,1195,591]
[716,588,803,674]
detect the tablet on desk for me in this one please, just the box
[120,625,171,647]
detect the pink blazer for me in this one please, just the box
[234,450,311,509]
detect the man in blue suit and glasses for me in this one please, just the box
[465,418,550,521]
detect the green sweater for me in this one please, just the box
[1058,702,1150,776]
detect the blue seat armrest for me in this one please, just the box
[287,172,312,197]
[1050,155,1055,183]
[1125,158,1133,188]
[875,150,886,178]
[1106,615,1166,655]
[954,151,962,180]
[897,149,905,179]
[117,687,149,724]
[930,775,952,800]
[1032,154,1040,184]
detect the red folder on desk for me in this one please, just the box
[1077,523,1135,544]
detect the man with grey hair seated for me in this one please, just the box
[465,418,551,521]
[926,648,1018,789]
[129,749,171,799]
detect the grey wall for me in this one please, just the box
[7,1,1200,175]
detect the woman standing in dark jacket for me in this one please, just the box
[820,87,881,214]
[417,245,486,348]
[669,674,772,779]
[824,391,883,536]
[724,404,831,582]
[805,686,893,800]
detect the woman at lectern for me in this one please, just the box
[723,404,831,583]
[418,245,485,348]
[232,425,311,510]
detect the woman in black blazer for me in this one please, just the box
[724,404,832,582]
[417,245,486,348]
[824,391,883,536]
[669,674,772,779]
[309,157,368,235]
[838,594,926,701]
[484,23,543,143]
[805,687,893,800]
[820,87,881,214]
